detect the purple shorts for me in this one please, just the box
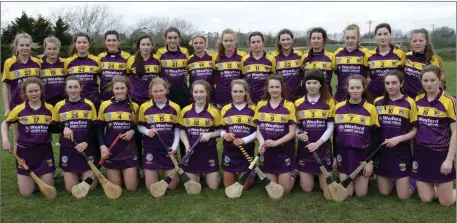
[412,144,456,183]
[297,144,333,174]
[259,141,296,174]
[16,142,55,176]
[375,144,412,178]
[143,147,175,171]
[221,143,255,174]
[103,156,139,170]
[336,147,369,175]
[182,143,219,174]
[59,145,97,173]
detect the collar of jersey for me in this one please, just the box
[345,98,366,107]
[66,97,84,105]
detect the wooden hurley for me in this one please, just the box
[237,145,284,199]
[14,154,57,200]
[225,156,259,198]
[71,172,95,199]
[311,150,347,202]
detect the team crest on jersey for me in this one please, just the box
[224,155,230,163]
[248,117,252,124]
[101,63,105,68]
[260,114,265,121]
[281,115,286,123]
[227,117,232,124]
[322,64,327,69]
[14,71,20,77]
[191,63,196,68]
[40,70,45,75]
[259,156,264,163]
[69,67,74,73]
[299,111,305,118]
[162,61,168,66]
[22,117,28,123]
[398,108,404,116]
[399,163,406,171]
[434,110,440,117]
[185,119,190,125]
[285,158,291,166]
[391,61,396,66]
[83,112,89,119]
[148,116,155,122]
[107,113,112,119]
[337,57,342,63]
[337,154,342,163]
[62,156,68,164]
[209,159,216,167]
[356,58,361,63]
[47,159,53,167]
[337,115,344,121]
[146,153,153,162]
[360,117,366,124]
[45,117,51,123]
[119,64,125,69]
[377,107,383,113]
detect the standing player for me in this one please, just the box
[220,79,257,189]
[334,25,370,102]
[300,27,335,95]
[137,77,180,190]
[99,30,131,101]
[53,76,98,192]
[40,36,66,106]
[64,33,101,109]
[413,65,456,207]
[179,80,221,190]
[1,77,55,197]
[404,28,444,99]
[295,69,335,193]
[367,23,405,99]
[373,70,417,199]
[334,74,380,197]
[255,74,297,194]
[3,33,41,154]
[188,35,215,101]
[242,32,276,103]
[97,76,139,191]
[271,29,304,100]
[212,29,247,108]
[155,27,190,110]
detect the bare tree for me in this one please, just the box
[132,16,198,45]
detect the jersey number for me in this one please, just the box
[172,61,178,68]
[284,62,291,68]
[194,120,199,125]
[423,109,429,116]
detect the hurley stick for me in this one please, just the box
[99,133,122,166]
[225,156,259,198]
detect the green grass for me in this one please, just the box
[1,62,456,223]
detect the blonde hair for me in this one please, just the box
[217,29,237,61]
[190,35,208,47]
[231,79,253,105]
[43,36,61,49]
[149,77,169,98]
[11,33,35,56]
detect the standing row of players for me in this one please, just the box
[2,66,455,206]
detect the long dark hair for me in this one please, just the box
[375,23,394,49]
[307,27,327,61]
[382,70,404,107]
[135,35,154,77]
[276,29,294,53]
[304,69,332,107]
[344,74,372,103]
[69,32,91,56]
[261,74,291,101]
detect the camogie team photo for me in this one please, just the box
[0,3,456,220]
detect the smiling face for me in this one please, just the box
[75,36,90,54]
[192,37,206,54]
[44,42,59,60]
[410,33,427,54]
[65,79,82,100]
[231,84,247,104]
[305,79,321,96]
[348,79,364,100]
[113,81,128,101]
[17,37,32,57]
[105,34,119,53]
[279,33,293,51]
[384,75,403,96]
[250,35,264,53]
[26,83,41,103]
[344,29,358,51]
[165,31,180,49]
[150,83,168,103]
[192,84,208,105]
[376,27,391,47]
[139,37,152,57]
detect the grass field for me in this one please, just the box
[1,62,456,223]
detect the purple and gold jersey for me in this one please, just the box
[241,52,276,103]
[179,103,220,147]
[52,98,97,147]
[138,99,181,150]
[187,52,214,87]
[126,55,161,104]
[295,96,335,143]
[2,56,41,109]
[374,95,417,142]
[254,99,297,140]
[98,50,131,99]
[300,50,336,94]
[271,49,304,98]
[212,49,247,106]
[415,90,456,151]
[64,54,101,104]
[334,99,380,150]
[98,99,139,157]
[5,102,54,145]
[367,48,405,98]
[334,47,370,102]
[40,57,66,103]
[220,103,256,139]
[404,52,443,98]
[155,46,189,86]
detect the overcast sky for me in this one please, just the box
[2,1,456,34]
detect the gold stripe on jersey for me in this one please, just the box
[276,60,300,69]
[9,68,40,80]
[188,61,212,70]
[104,111,134,121]
[216,61,242,70]
[101,62,127,71]
[223,115,255,127]
[161,59,187,68]
[59,110,95,121]
[417,106,447,118]
[303,61,333,70]
[376,105,412,119]
[256,113,290,124]
[182,117,215,127]
[68,65,99,74]
[368,60,401,69]
[334,113,373,125]
[336,56,364,65]
[40,68,65,77]
[144,114,178,124]
[19,115,52,125]
[244,64,272,73]
[297,109,329,119]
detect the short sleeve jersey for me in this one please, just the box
[254,99,297,140]
[403,52,443,98]
[98,50,131,94]
[126,55,161,104]
[155,46,189,86]
[179,103,220,147]
[271,49,304,97]
[241,52,276,103]
[187,52,214,86]
[220,103,256,139]
[40,57,66,102]
[300,50,336,93]
[64,54,101,102]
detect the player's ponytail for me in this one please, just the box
[217,29,237,61]
[343,24,361,49]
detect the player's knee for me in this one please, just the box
[419,194,434,203]
[168,182,179,190]
[355,189,368,197]
[300,184,313,192]
[126,183,138,191]
[397,192,411,200]
[378,187,392,196]
[439,197,455,207]
[65,185,73,193]
[19,188,34,197]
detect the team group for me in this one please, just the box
[1,22,455,206]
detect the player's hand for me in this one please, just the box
[263,139,278,148]
[146,128,158,138]
[100,145,110,159]
[168,147,177,156]
[297,131,308,142]
[382,136,402,148]
[363,162,373,177]
[223,133,235,142]
[233,138,245,146]
[259,145,267,156]
[306,141,321,153]
[200,132,211,142]
[2,140,11,153]
[121,130,135,141]
[332,158,337,172]
[440,159,453,175]
[63,127,74,141]
[74,142,88,153]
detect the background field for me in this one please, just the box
[0,62,455,223]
